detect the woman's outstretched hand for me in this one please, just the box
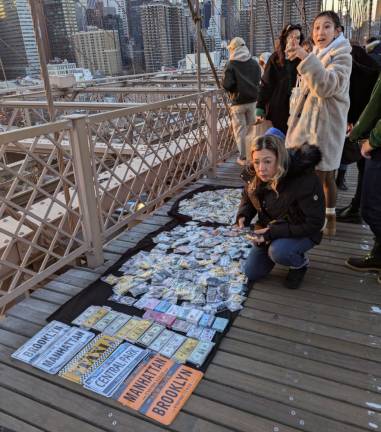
[286,39,308,61]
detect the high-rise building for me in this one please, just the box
[140,1,190,72]
[282,0,322,33]
[75,1,87,31]
[86,0,104,28]
[239,7,250,47]
[201,0,212,29]
[43,0,79,62]
[103,7,128,65]
[126,0,149,71]
[251,0,281,54]
[73,26,122,75]
[223,0,240,40]
[208,0,222,50]
[0,0,40,79]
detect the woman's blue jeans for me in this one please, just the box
[244,237,315,282]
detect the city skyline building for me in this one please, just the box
[0,0,40,79]
[73,26,122,75]
[43,0,79,62]
[140,1,190,73]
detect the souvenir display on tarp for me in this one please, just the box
[41,210,254,427]
[168,185,243,226]
[92,310,125,332]
[139,363,203,425]
[72,305,111,329]
[46,219,251,377]
[102,313,131,336]
[106,223,250,315]
[59,334,121,384]
[114,318,153,342]
[187,340,215,367]
[11,320,70,365]
[32,327,95,374]
[172,338,199,364]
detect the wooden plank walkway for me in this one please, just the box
[1,157,381,432]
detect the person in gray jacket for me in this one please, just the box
[222,37,261,165]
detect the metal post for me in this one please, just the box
[0,58,8,88]
[195,0,202,92]
[206,92,218,178]
[30,0,76,236]
[369,0,373,39]
[29,0,55,122]
[67,114,104,268]
[265,0,276,50]
[249,0,254,55]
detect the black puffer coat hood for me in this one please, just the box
[238,144,325,244]
[286,144,322,178]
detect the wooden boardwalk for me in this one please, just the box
[0,158,380,432]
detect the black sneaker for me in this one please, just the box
[284,266,308,289]
[345,255,381,272]
[336,204,362,224]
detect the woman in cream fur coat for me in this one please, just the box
[285,11,352,236]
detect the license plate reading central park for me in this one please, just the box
[84,343,149,397]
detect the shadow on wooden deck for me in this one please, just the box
[0,158,380,432]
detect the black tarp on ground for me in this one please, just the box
[47,218,246,373]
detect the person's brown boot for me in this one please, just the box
[323,214,336,237]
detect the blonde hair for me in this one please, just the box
[248,134,288,196]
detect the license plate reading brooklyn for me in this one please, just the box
[11,321,70,364]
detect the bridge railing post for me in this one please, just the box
[206,91,218,178]
[67,114,104,268]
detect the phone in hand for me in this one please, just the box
[246,233,262,242]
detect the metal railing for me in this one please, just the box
[0,89,234,313]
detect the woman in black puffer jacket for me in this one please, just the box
[236,134,325,289]
[256,24,304,134]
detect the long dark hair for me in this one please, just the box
[275,24,304,66]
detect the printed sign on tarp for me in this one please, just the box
[83,342,149,397]
[59,334,121,384]
[32,327,95,374]
[116,354,174,410]
[12,321,70,365]
[140,363,203,425]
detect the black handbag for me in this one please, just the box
[341,137,362,165]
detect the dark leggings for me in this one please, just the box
[316,170,336,208]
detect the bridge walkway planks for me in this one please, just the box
[0,158,380,432]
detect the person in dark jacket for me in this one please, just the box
[336,44,380,217]
[366,38,381,69]
[222,37,261,164]
[255,24,304,134]
[236,133,325,289]
[346,72,381,282]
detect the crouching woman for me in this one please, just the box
[237,134,325,289]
